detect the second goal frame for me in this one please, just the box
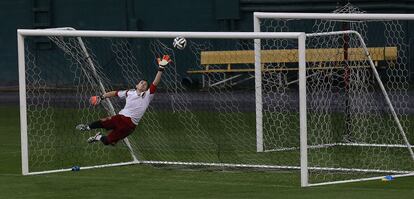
[254,11,414,187]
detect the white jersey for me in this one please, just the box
[116,87,155,125]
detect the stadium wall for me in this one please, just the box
[1,0,413,87]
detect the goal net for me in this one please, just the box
[18,30,307,177]
[254,4,414,186]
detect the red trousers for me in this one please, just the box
[101,114,136,144]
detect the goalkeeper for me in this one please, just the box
[76,55,171,145]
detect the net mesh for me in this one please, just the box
[25,37,133,172]
[24,35,302,176]
[258,3,414,184]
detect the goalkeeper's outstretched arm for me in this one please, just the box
[102,91,117,98]
[152,55,172,86]
[89,91,117,106]
[98,91,117,101]
[152,70,163,87]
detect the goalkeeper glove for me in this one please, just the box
[157,55,172,71]
[89,95,104,106]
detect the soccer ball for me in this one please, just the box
[173,36,187,50]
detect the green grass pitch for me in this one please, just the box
[1,105,414,198]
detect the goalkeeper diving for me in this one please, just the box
[76,55,172,145]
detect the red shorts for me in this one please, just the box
[101,114,136,144]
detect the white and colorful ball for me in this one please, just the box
[173,36,187,50]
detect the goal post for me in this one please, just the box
[254,8,414,186]
[18,29,307,176]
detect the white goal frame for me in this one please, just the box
[17,29,307,176]
[254,12,414,187]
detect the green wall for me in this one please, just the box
[1,0,413,86]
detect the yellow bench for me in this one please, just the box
[187,47,397,74]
